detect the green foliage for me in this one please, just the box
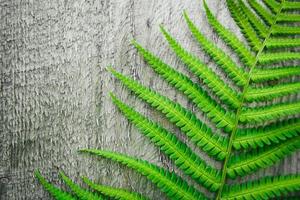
[80,149,207,200]
[59,172,103,200]
[240,101,300,123]
[159,24,242,109]
[245,82,300,102]
[82,177,148,200]
[36,0,300,199]
[228,136,300,178]
[108,67,228,160]
[34,171,76,200]
[222,175,300,200]
[251,67,300,82]
[110,93,221,191]
[131,40,235,131]
[234,118,300,149]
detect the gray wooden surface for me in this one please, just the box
[1,0,299,199]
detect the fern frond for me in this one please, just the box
[80,149,207,200]
[227,136,300,178]
[262,0,280,13]
[183,12,248,86]
[238,0,268,38]
[283,1,300,10]
[247,0,274,25]
[159,25,241,109]
[226,0,262,51]
[239,101,300,123]
[203,0,256,67]
[222,175,300,200]
[245,82,300,102]
[108,68,228,160]
[59,171,103,200]
[110,93,222,190]
[265,38,300,49]
[272,25,300,35]
[82,177,148,200]
[251,67,300,82]
[234,118,300,149]
[277,13,300,22]
[132,40,235,131]
[34,170,76,200]
[259,52,300,64]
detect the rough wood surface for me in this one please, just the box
[1,0,299,199]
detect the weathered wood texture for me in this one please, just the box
[1,0,299,199]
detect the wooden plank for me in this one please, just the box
[0,0,299,199]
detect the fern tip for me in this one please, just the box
[109,92,119,102]
[106,66,114,73]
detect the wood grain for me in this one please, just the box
[1,0,299,199]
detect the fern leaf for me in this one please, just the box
[222,175,300,200]
[226,0,262,51]
[251,67,300,82]
[259,52,300,64]
[110,93,222,191]
[203,0,256,67]
[239,101,300,123]
[109,68,228,160]
[238,0,268,38]
[227,136,300,178]
[283,1,300,10]
[59,171,103,200]
[132,40,235,131]
[183,12,248,86]
[245,82,300,102]
[247,0,274,25]
[277,13,300,22]
[34,170,76,200]
[80,149,207,200]
[82,177,148,200]
[266,38,300,49]
[234,118,300,149]
[262,0,280,13]
[272,25,300,35]
[159,26,241,109]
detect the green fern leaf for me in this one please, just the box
[34,170,76,200]
[80,149,207,200]
[183,11,248,86]
[266,38,300,49]
[272,25,300,35]
[132,40,235,131]
[251,67,300,82]
[35,0,300,199]
[82,177,148,200]
[247,0,274,25]
[159,25,241,108]
[277,13,300,22]
[226,0,262,51]
[228,136,300,178]
[240,101,300,123]
[222,175,300,200]
[203,0,255,67]
[234,118,300,150]
[283,1,300,10]
[262,0,280,13]
[238,0,268,38]
[259,52,300,64]
[108,67,228,160]
[110,93,222,191]
[245,82,300,102]
[59,171,103,200]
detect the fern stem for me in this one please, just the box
[216,1,285,199]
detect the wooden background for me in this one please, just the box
[1,0,299,199]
